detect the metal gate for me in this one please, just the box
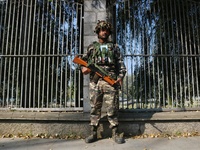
[0,0,83,111]
[1,0,200,112]
[116,0,200,111]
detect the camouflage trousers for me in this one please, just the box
[89,79,119,128]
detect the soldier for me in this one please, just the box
[81,20,126,144]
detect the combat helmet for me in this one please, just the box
[94,20,112,35]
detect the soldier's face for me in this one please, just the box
[98,28,110,40]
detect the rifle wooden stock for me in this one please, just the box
[73,55,117,86]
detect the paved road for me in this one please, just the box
[0,136,200,150]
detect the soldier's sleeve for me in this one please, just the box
[82,43,93,62]
[81,43,96,77]
[115,45,126,79]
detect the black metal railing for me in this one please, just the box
[116,0,200,111]
[0,0,83,111]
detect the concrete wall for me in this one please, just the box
[0,111,200,138]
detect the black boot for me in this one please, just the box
[85,126,98,143]
[112,126,125,144]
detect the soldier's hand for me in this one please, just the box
[116,78,123,86]
[81,67,90,75]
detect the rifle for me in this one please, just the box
[73,55,120,88]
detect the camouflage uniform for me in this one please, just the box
[82,41,126,128]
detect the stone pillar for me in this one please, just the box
[83,0,115,112]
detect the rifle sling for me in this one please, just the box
[87,63,109,77]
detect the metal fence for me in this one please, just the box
[0,0,83,111]
[116,0,200,111]
[1,0,200,112]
